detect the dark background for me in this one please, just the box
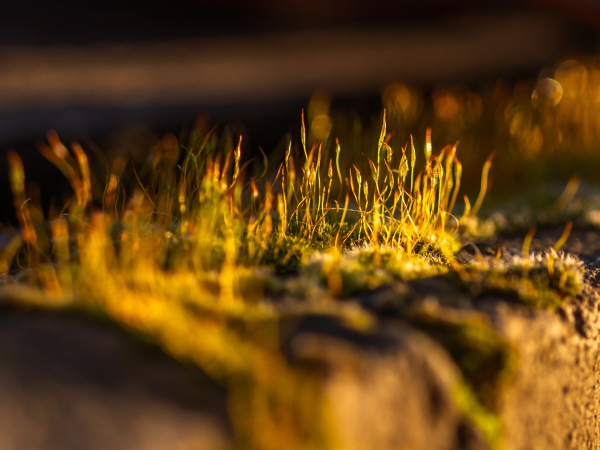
[1,0,599,222]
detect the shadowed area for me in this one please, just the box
[0,311,230,450]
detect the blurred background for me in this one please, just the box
[2,0,600,221]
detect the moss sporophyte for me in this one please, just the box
[1,111,584,449]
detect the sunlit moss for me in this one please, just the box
[306,247,449,298]
[461,250,584,308]
[0,110,525,448]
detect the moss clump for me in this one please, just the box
[0,112,505,448]
[406,309,515,410]
[256,234,308,274]
[306,248,448,298]
[452,381,503,450]
[463,250,584,308]
[458,215,497,241]
[404,307,514,450]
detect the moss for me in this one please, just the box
[258,234,308,274]
[403,309,515,449]
[305,248,447,298]
[406,310,515,410]
[458,216,497,242]
[452,381,503,450]
[412,232,460,264]
[463,250,584,308]
[7,109,591,449]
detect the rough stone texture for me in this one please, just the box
[462,228,600,449]
[337,227,600,449]
[287,319,487,450]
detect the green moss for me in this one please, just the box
[463,250,584,308]
[403,309,515,449]
[407,310,515,410]
[258,234,308,274]
[452,381,503,450]
[458,216,497,241]
[305,248,447,297]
